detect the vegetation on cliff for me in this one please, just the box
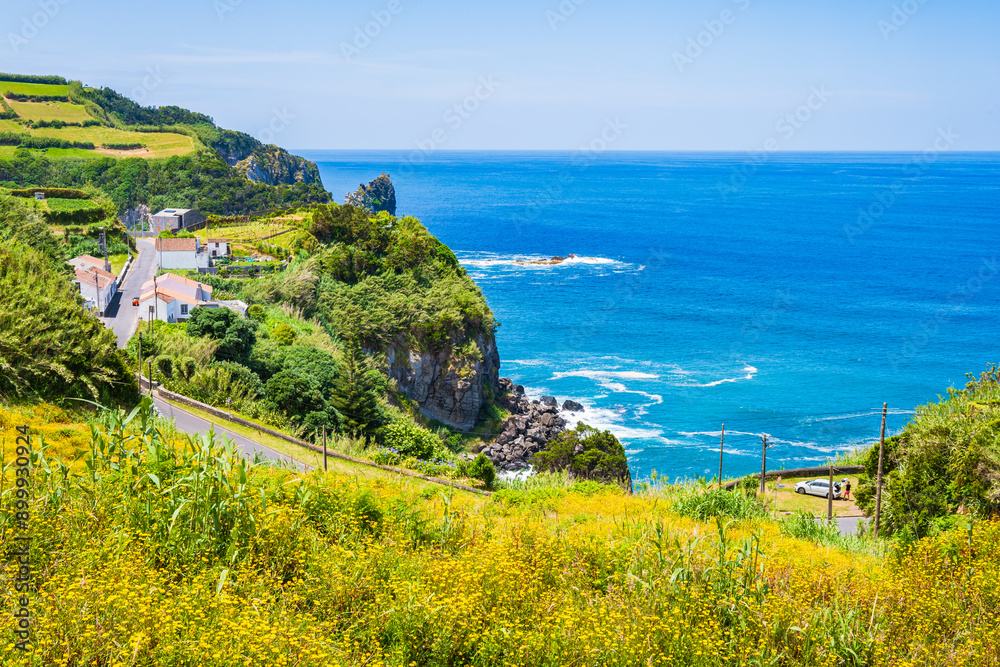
[0,73,330,215]
[854,364,1000,539]
[532,422,632,490]
[0,197,137,406]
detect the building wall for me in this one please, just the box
[79,280,116,314]
[158,250,198,270]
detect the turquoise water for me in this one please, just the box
[303,150,1000,481]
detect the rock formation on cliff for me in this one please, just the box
[346,173,397,215]
[387,334,500,432]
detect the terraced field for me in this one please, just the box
[7,99,91,122]
[0,81,71,96]
[1,82,198,159]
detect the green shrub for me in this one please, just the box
[382,420,442,461]
[670,488,769,522]
[469,453,496,490]
[272,323,297,345]
[247,304,267,322]
[532,423,632,490]
[155,355,173,378]
[780,511,842,546]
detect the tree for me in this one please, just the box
[264,369,338,430]
[186,306,258,366]
[0,238,138,406]
[330,346,386,439]
[533,423,632,490]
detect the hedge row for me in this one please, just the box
[0,97,16,120]
[4,92,70,103]
[45,207,107,224]
[102,142,145,150]
[7,187,90,199]
[30,119,102,129]
[0,73,68,85]
[0,132,94,150]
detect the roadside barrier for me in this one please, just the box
[155,386,491,496]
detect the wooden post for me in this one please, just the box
[760,435,768,494]
[323,425,328,472]
[828,463,834,521]
[148,360,154,397]
[718,424,725,488]
[874,402,887,538]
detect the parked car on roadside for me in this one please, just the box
[794,479,842,499]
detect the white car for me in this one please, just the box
[794,479,841,499]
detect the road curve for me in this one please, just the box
[152,394,305,470]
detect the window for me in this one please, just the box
[181,304,188,315]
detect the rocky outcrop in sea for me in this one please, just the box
[479,379,586,471]
[346,173,397,215]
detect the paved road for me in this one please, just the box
[101,239,157,348]
[152,394,304,469]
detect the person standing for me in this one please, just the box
[842,478,852,501]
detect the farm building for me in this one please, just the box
[137,273,219,323]
[150,208,205,234]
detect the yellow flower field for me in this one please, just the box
[1,401,998,666]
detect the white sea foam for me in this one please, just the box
[551,370,660,381]
[807,408,916,422]
[458,253,620,268]
[550,369,664,405]
[677,365,758,388]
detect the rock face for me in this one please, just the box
[211,129,323,186]
[234,149,322,186]
[346,173,396,215]
[480,379,579,471]
[387,334,499,431]
[120,204,150,231]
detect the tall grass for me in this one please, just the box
[670,486,771,522]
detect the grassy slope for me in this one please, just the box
[1,402,997,665]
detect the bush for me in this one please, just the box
[469,453,496,490]
[247,304,267,322]
[780,511,842,546]
[272,323,297,345]
[155,355,173,378]
[532,423,632,490]
[382,420,442,461]
[670,488,770,522]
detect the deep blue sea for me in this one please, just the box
[301,150,1000,482]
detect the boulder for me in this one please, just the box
[540,396,558,408]
[562,400,584,412]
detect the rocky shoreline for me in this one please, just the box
[478,378,585,471]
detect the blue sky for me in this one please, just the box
[3,0,998,150]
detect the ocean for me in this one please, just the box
[301,150,1000,482]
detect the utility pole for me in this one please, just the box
[874,402,888,538]
[323,425,328,472]
[100,227,110,273]
[137,332,143,390]
[93,270,101,316]
[760,435,768,494]
[828,463,834,521]
[718,424,725,488]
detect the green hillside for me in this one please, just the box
[0,73,330,216]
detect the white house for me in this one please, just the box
[155,237,214,271]
[68,254,111,274]
[138,273,219,323]
[74,265,117,315]
[206,238,229,258]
